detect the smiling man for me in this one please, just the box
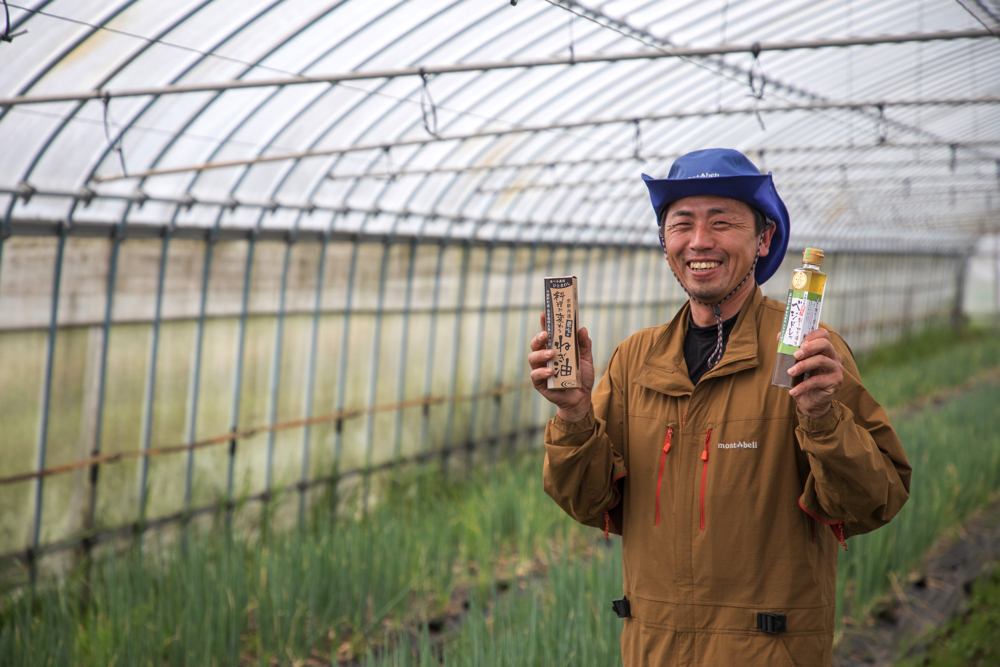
[528,149,911,666]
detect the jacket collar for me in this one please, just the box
[633,285,763,397]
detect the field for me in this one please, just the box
[2,326,999,666]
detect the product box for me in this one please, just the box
[544,276,580,390]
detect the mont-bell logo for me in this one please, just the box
[717,440,758,450]
[693,172,721,178]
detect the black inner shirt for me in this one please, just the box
[684,313,739,385]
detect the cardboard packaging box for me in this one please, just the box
[544,276,580,390]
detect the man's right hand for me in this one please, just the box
[528,312,595,423]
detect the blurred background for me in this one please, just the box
[0,1,998,665]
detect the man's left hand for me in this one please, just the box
[787,328,843,418]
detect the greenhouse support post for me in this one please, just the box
[29,225,66,584]
[331,238,361,518]
[465,241,495,476]
[263,230,296,528]
[361,240,392,513]
[182,238,213,541]
[298,230,330,528]
[509,243,539,455]
[441,242,472,477]
[390,240,419,480]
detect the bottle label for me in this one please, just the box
[778,289,822,354]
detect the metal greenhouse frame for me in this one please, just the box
[0,0,997,585]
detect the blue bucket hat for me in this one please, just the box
[641,148,790,285]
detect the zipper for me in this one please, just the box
[699,428,712,531]
[654,427,673,526]
[797,498,847,551]
[603,472,628,541]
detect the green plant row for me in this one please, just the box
[0,459,591,666]
[836,380,1000,621]
[855,325,1000,409]
[366,536,625,667]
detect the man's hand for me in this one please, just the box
[787,328,843,418]
[528,312,595,423]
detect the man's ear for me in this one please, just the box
[758,222,777,258]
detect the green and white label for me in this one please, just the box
[778,289,822,355]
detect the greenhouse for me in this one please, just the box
[1,0,999,664]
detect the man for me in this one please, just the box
[528,149,911,666]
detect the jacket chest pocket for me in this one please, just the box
[699,419,797,532]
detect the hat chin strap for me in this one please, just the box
[660,234,764,370]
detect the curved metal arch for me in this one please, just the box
[302,0,529,219]
[225,2,519,244]
[573,0,955,145]
[0,0,138,127]
[77,0,293,197]
[94,0,366,209]
[159,0,513,229]
[1,0,161,225]
[301,4,624,238]
[383,18,767,233]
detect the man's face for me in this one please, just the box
[660,195,773,304]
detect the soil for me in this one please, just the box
[834,496,1000,666]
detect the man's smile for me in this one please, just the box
[687,260,722,272]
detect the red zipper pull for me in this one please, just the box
[655,427,673,526]
[832,522,847,551]
[700,429,712,531]
[604,512,611,541]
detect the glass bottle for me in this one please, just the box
[772,248,827,389]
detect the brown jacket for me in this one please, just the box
[543,286,911,666]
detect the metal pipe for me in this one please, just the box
[297,229,330,528]
[182,231,216,540]
[135,229,171,531]
[361,240,392,512]
[2,30,989,109]
[87,96,1000,182]
[391,240,419,480]
[225,229,256,526]
[441,243,473,476]
[509,243,539,455]
[263,234,295,527]
[489,244,518,465]
[420,242,447,457]
[29,224,66,584]
[331,238,361,517]
[465,242,495,475]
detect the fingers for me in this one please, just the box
[578,327,591,355]
[529,328,549,353]
[794,331,840,363]
[788,353,838,378]
[530,364,553,388]
[528,335,552,369]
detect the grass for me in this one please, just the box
[837,381,1000,622]
[0,456,593,666]
[855,325,1000,409]
[366,538,625,667]
[896,567,1000,667]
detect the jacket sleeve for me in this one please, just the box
[542,346,628,531]
[796,332,912,539]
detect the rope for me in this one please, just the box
[101,92,128,176]
[659,232,764,369]
[419,68,439,137]
[1,0,26,42]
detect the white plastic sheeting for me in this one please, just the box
[0,0,998,251]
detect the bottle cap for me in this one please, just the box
[803,248,824,265]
